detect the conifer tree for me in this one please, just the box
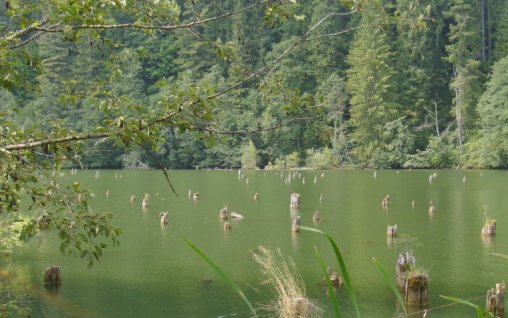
[346,0,402,166]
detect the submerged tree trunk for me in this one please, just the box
[486,282,505,317]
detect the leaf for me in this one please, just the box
[440,295,492,317]
[299,226,360,318]
[314,246,342,318]
[183,237,257,317]
[372,257,406,315]
[492,253,508,261]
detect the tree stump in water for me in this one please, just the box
[382,195,390,207]
[44,266,61,286]
[290,193,300,209]
[482,219,496,236]
[396,251,415,289]
[486,282,505,317]
[312,210,321,222]
[219,207,228,220]
[404,272,429,306]
[387,224,398,237]
[291,215,301,233]
[159,212,168,225]
[142,193,149,208]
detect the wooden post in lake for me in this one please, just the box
[291,215,301,233]
[482,219,496,236]
[486,282,505,317]
[312,210,321,222]
[159,212,168,225]
[219,206,228,220]
[404,272,429,306]
[396,251,415,289]
[290,193,300,209]
[387,224,398,237]
[382,195,390,207]
[142,193,149,208]
[428,201,436,214]
[44,266,62,286]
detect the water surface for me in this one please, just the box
[11,169,508,317]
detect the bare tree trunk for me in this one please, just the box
[453,66,464,152]
[433,100,440,138]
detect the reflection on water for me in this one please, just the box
[9,169,508,317]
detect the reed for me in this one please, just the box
[252,246,323,318]
[182,237,257,317]
[299,226,361,318]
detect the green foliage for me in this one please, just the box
[404,135,459,168]
[273,152,301,170]
[346,0,403,167]
[372,257,407,316]
[493,0,508,62]
[0,218,28,256]
[300,226,361,318]
[440,295,494,318]
[314,247,342,318]
[241,139,258,170]
[369,117,415,168]
[305,148,337,169]
[183,237,257,317]
[463,55,508,168]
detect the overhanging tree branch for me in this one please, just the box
[2,0,269,47]
[2,132,110,151]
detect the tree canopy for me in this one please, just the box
[1,0,507,284]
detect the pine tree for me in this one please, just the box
[346,0,402,166]
[467,55,508,167]
[445,0,483,151]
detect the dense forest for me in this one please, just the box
[2,0,508,170]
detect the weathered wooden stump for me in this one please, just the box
[159,212,168,225]
[290,193,301,209]
[37,213,51,229]
[482,219,496,236]
[387,224,398,237]
[428,201,436,214]
[142,194,149,208]
[382,195,390,207]
[312,210,321,222]
[486,282,505,317]
[324,266,343,287]
[223,221,232,231]
[404,272,429,306]
[44,266,61,286]
[396,251,416,289]
[291,215,301,233]
[219,207,228,220]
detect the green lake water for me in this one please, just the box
[8,169,508,317]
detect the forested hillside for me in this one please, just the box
[2,0,508,169]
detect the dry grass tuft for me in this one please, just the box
[252,246,323,318]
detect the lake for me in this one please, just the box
[8,169,508,317]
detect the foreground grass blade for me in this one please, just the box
[183,237,257,317]
[300,226,361,318]
[314,246,342,318]
[372,257,407,316]
[440,295,492,318]
[492,253,508,261]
